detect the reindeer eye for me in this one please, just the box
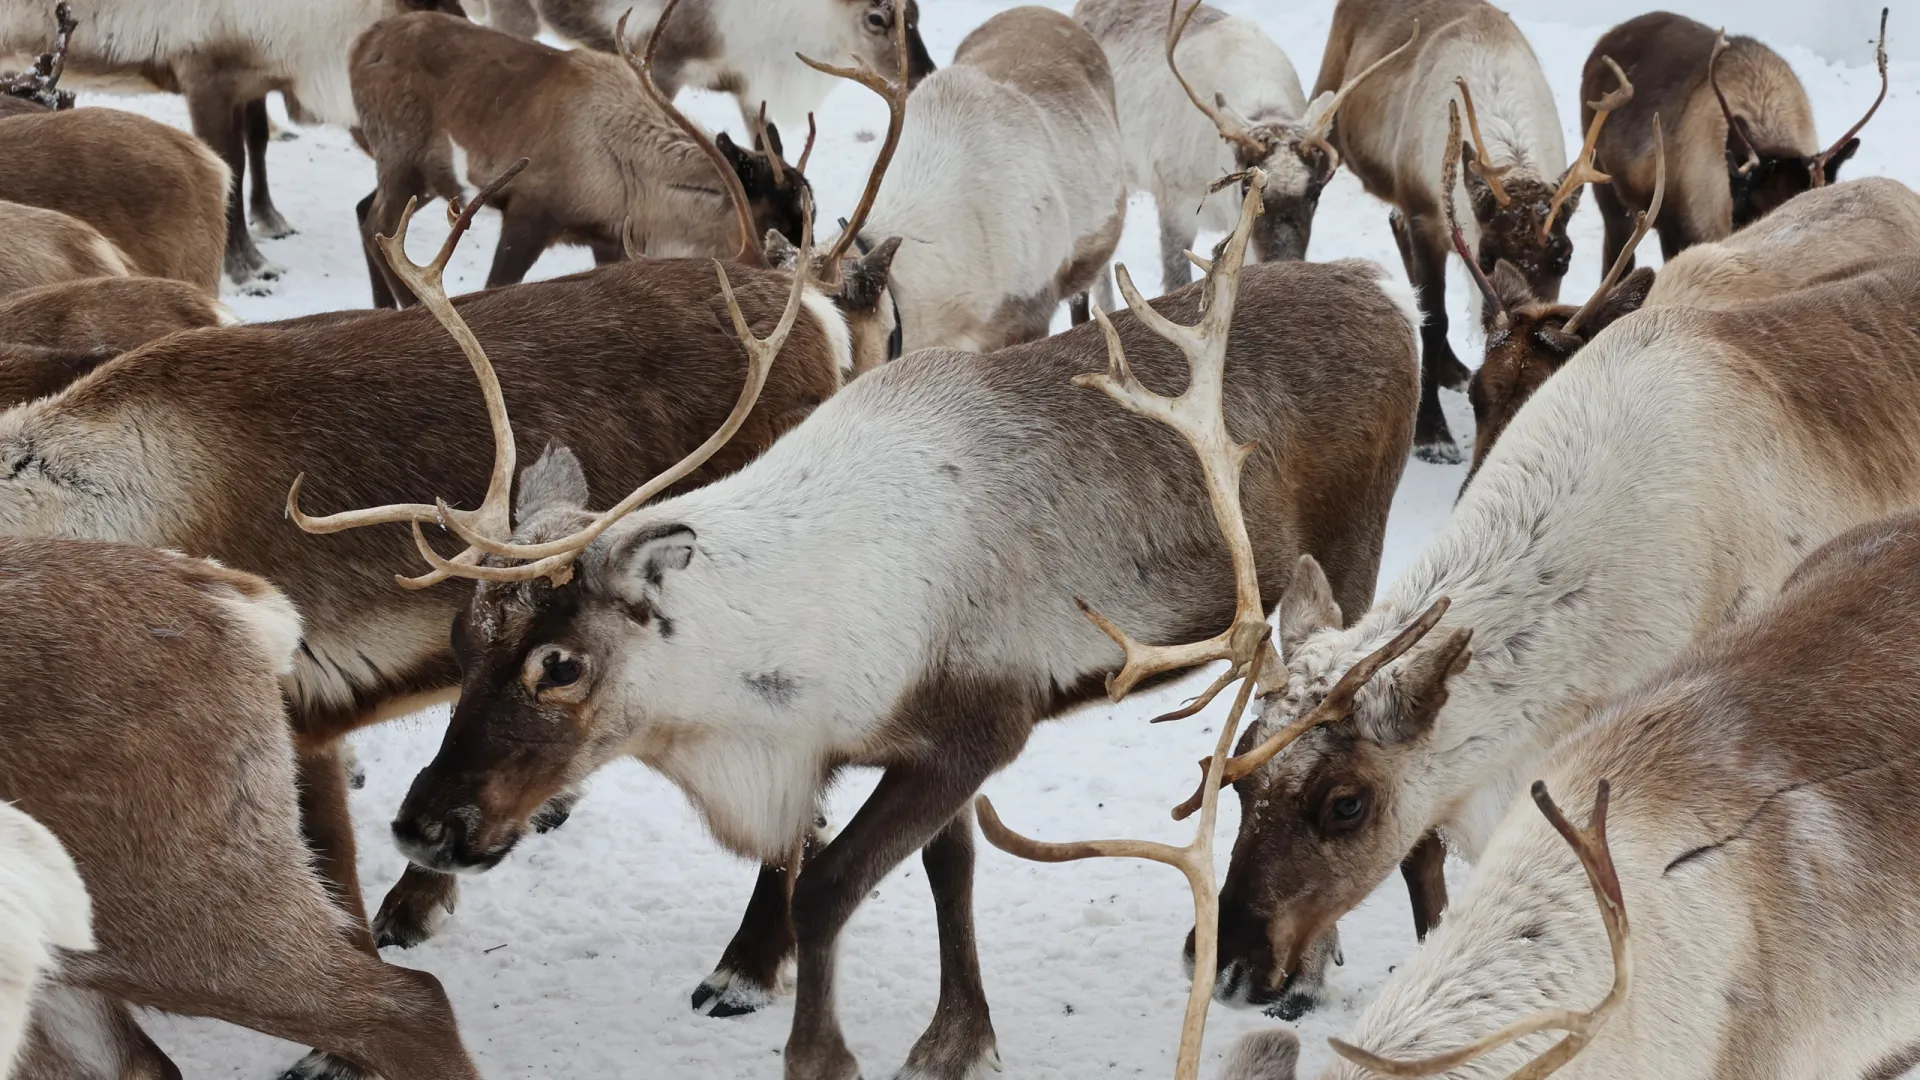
[1320,789,1370,834]
[865,9,889,31]
[540,652,582,689]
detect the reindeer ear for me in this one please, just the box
[514,444,590,527]
[1280,554,1341,656]
[1491,259,1535,312]
[838,235,901,314]
[715,132,759,183]
[1223,1029,1301,1080]
[1587,265,1655,335]
[1822,138,1861,180]
[608,523,697,602]
[1368,627,1472,744]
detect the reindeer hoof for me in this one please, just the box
[373,883,455,949]
[1436,353,1472,392]
[278,1050,376,1080]
[252,208,298,240]
[1413,438,1464,465]
[895,1031,1002,1079]
[691,965,775,1017]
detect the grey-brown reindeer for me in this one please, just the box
[1312,0,1583,463]
[1579,9,1889,272]
[296,171,1419,1080]
[350,0,813,307]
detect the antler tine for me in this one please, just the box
[1330,778,1631,1079]
[978,173,1280,1080]
[1541,56,1630,242]
[1455,77,1514,207]
[617,3,766,267]
[1165,0,1267,156]
[1709,30,1761,177]
[287,159,528,588]
[1301,20,1419,172]
[795,112,818,175]
[1563,118,1662,338]
[1072,170,1272,701]
[424,194,816,583]
[1444,101,1504,319]
[753,101,786,187]
[797,0,910,278]
[1171,596,1449,821]
[1813,7,1889,186]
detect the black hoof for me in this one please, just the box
[690,967,774,1017]
[1414,438,1464,465]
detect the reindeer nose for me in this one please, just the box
[392,813,466,870]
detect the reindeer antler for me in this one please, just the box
[1,2,78,110]
[1329,779,1632,1080]
[1541,57,1631,242]
[1443,100,1505,322]
[1455,77,1513,206]
[1563,117,1663,338]
[797,3,911,281]
[286,159,530,589]
[975,170,1275,1080]
[617,1,767,267]
[1165,0,1271,158]
[1300,21,1419,174]
[1710,30,1761,177]
[1812,6,1889,187]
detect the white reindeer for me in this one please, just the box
[0,800,92,1076]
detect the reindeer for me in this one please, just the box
[524,0,934,132]
[1076,0,1412,288]
[1312,0,1577,463]
[1582,10,1888,274]
[1465,175,1920,481]
[0,107,229,291]
[0,0,467,287]
[0,200,130,299]
[0,157,897,1074]
[0,799,91,1077]
[350,4,808,307]
[297,170,1418,1080]
[821,5,1126,357]
[0,276,234,408]
[0,537,485,1079]
[1242,504,1920,1079]
[1194,253,1920,1023]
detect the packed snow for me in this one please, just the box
[64,0,1916,1076]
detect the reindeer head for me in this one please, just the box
[1200,559,1470,1015]
[1714,16,1887,229]
[1167,3,1418,262]
[844,0,936,88]
[715,110,814,250]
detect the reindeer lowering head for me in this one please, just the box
[1167,1,1416,262]
[1715,13,1888,229]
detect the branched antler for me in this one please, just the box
[797,3,911,281]
[1563,117,1662,338]
[974,169,1275,1080]
[1710,30,1761,177]
[1455,77,1513,206]
[1299,21,1419,174]
[1328,779,1632,1080]
[1165,0,1271,157]
[1,2,78,111]
[1444,100,1504,323]
[1812,7,1889,187]
[1541,57,1631,242]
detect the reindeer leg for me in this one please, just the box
[899,806,1001,1079]
[18,987,182,1079]
[1405,216,1463,464]
[296,743,378,953]
[1160,199,1200,291]
[246,98,296,240]
[1592,180,1637,278]
[693,844,809,1018]
[486,208,558,289]
[373,865,461,950]
[183,77,279,289]
[354,191,402,310]
[365,171,430,308]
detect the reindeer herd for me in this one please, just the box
[0,0,1914,1077]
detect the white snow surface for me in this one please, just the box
[64,1,1914,1077]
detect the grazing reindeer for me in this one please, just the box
[1076,0,1412,287]
[0,799,91,1077]
[1313,0,1575,463]
[826,5,1126,355]
[308,172,1418,1080]
[351,5,809,307]
[0,164,894,1072]
[0,277,234,408]
[1199,256,1920,1022]
[0,0,466,287]
[0,538,482,1080]
[1256,507,1920,1079]
[1583,10,1889,271]
[0,107,229,291]
[1466,175,1920,481]
[0,201,129,299]
[527,0,934,132]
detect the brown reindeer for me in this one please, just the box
[0,276,233,408]
[1582,10,1888,272]
[351,4,810,307]
[0,107,229,291]
[305,173,1419,1080]
[1464,175,1920,481]
[1312,0,1575,463]
[0,537,481,1080]
[0,163,897,1074]
[0,200,130,298]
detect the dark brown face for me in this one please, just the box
[1728,139,1857,228]
[1464,156,1575,309]
[717,129,812,250]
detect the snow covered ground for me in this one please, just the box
[68,1,1917,1076]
